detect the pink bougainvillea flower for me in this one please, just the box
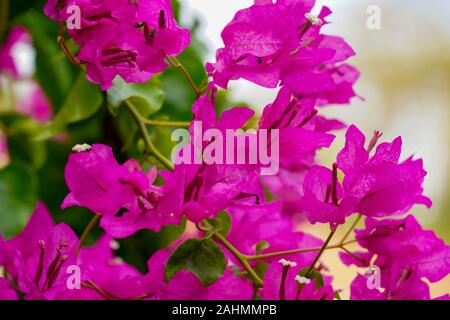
[337,125,432,218]
[77,23,167,90]
[67,234,149,300]
[100,162,185,238]
[341,215,450,300]
[300,125,431,225]
[206,0,316,89]
[260,89,345,217]
[0,27,53,122]
[2,203,79,300]
[178,162,262,223]
[226,202,323,266]
[300,165,349,226]
[262,259,334,300]
[44,0,190,90]
[14,80,53,122]
[207,1,358,104]
[62,144,136,216]
[173,94,263,223]
[349,270,431,300]
[136,0,190,56]
[258,87,336,168]
[0,26,33,78]
[352,216,449,282]
[1,202,155,300]
[141,250,253,300]
[63,144,184,237]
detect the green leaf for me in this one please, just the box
[216,211,232,237]
[107,76,165,117]
[34,73,103,140]
[298,267,325,289]
[205,210,232,237]
[0,164,38,238]
[165,237,226,286]
[204,218,223,237]
[255,241,270,255]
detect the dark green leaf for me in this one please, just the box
[216,211,232,237]
[0,164,38,238]
[205,211,232,237]
[34,73,103,140]
[165,237,226,286]
[107,76,164,117]
[204,218,223,237]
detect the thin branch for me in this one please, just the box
[165,54,201,97]
[57,22,80,66]
[304,230,336,278]
[339,214,363,245]
[142,119,191,128]
[340,246,370,267]
[212,232,263,287]
[124,100,175,171]
[75,215,100,257]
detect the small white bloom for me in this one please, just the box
[72,143,92,153]
[305,13,323,26]
[295,275,311,285]
[278,259,298,268]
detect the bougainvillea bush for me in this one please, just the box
[0,0,448,300]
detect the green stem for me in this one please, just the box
[142,119,190,128]
[212,231,263,287]
[244,244,341,261]
[244,237,362,262]
[75,215,100,257]
[304,230,336,278]
[82,280,118,300]
[124,100,175,171]
[165,55,201,97]
[340,246,369,267]
[339,214,362,245]
[57,22,80,66]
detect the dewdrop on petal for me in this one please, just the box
[278,259,298,268]
[305,13,323,26]
[295,275,311,285]
[72,143,92,153]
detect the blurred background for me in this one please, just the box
[0,0,448,299]
[182,0,450,297]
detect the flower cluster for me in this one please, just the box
[0,0,448,301]
[44,0,190,90]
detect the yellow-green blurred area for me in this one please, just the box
[183,0,450,298]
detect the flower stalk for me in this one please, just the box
[75,215,100,257]
[124,100,175,171]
